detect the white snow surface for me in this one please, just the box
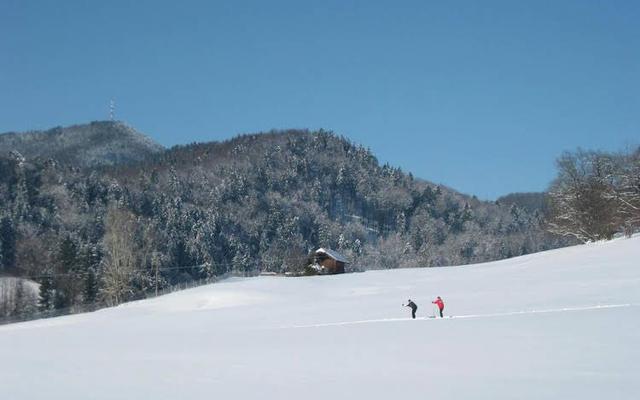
[2,237,640,399]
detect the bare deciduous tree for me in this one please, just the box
[100,207,137,306]
[548,148,640,242]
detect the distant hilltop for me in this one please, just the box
[0,121,164,168]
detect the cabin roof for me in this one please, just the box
[315,248,348,263]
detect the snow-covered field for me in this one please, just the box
[2,237,640,399]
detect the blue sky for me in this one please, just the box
[1,0,638,199]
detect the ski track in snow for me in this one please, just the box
[284,303,636,329]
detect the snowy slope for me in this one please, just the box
[2,237,640,400]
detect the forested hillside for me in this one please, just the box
[0,123,568,319]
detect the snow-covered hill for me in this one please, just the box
[2,237,639,399]
[0,121,163,167]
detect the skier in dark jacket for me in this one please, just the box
[405,299,418,319]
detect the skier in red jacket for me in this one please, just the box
[432,296,445,318]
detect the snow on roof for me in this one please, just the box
[315,248,348,263]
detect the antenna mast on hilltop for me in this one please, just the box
[109,99,115,121]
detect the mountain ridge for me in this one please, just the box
[0,122,570,320]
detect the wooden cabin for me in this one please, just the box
[314,248,348,274]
